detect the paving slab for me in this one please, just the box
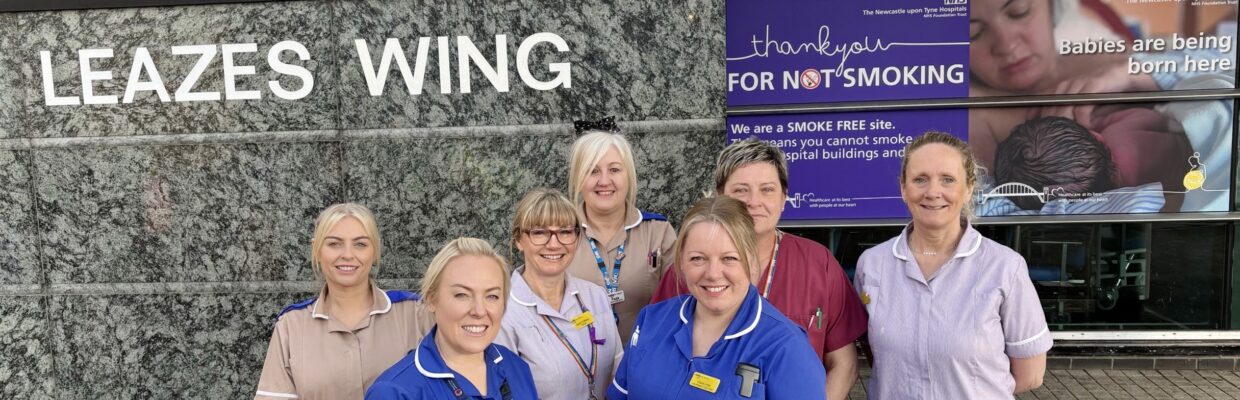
[845,368,1240,399]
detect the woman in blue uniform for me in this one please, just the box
[608,197,825,400]
[366,238,538,400]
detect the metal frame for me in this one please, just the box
[1053,331,1240,342]
[728,88,1240,115]
[778,212,1240,229]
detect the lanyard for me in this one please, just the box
[445,375,512,400]
[538,293,602,399]
[760,231,782,298]
[587,232,630,293]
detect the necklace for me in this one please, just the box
[920,250,938,256]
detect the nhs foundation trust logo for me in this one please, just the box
[944,0,967,4]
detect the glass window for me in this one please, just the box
[804,221,1230,331]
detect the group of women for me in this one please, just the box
[255,128,1052,399]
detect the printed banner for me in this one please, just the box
[726,0,970,105]
[727,0,1239,106]
[727,109,969,219]
[728,99,1234,219]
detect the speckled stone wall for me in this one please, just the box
[0,0,724,398]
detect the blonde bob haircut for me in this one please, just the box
[310,203,382,280]
[420,237,511,305]
[569,131,639,209]
[509,187,580,260]
[674,196,759,284]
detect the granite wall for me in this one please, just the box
[0,0,725,397]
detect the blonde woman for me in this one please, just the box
[255,203,434,399]
[367,238,537,399]
[496,188,623,400]
[566,130,676,345]
[609,197,824,399]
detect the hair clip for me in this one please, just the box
[574,116,619,135]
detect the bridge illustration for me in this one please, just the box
[978,182,1050,204]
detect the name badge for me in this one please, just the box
[689,372,720,393]
[607,289,626,304]
[572,311,595,330]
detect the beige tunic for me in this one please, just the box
[255,283,434,400]
[567,205,676,345]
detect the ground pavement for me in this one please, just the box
[846,368,1240,399]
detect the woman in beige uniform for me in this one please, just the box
[255,203,434,399]
[565,127,676,345]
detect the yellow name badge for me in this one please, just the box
[861,292,870,305]
[572,311,595,330]
[689,372,720,393]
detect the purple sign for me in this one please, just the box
[727,109,968,219]
[728,0,1238,105]
[730,100,1233,220]
[726,0,970,106]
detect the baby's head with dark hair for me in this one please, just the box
[995,116,1117,210]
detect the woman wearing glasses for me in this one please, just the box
[496,188,623,400]
[566,129,676,346]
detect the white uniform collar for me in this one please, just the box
[891,218,982,261]
[310,282,392,320]
[415,327,505,379]
[508,266,581,317]
[579,203,644,232]
[677,285,763,340]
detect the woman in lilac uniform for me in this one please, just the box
[855,132,1052,399]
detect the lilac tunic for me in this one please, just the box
[495,268,623,400]
[855,222,1053,400]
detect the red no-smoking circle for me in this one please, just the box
[800,69,821,90]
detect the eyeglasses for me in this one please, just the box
[524,228,579,245]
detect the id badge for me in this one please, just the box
[607,289,626,304]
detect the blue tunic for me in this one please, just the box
[608,286,826,400]
[365,326,538,400]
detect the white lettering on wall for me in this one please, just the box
[38,33,571,106]
[267,40,315,100]
[123,47,171,103]
[40,51,79,106]
[517,32,572,90]
[79,48,117,105]
[171,44,221,102]
[221,43,260,100]
[457,35,508,93]
[353,32,571,96]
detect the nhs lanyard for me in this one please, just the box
[760,231,783,298]
[444,372,511,400]
[587,231,630,295]
[539,292,605,400]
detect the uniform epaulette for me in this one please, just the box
[640,210,668,222]
[276,296,318,319]
[386,290,421,304]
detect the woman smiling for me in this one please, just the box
[609,197,824,400]
[495,188,622,400]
